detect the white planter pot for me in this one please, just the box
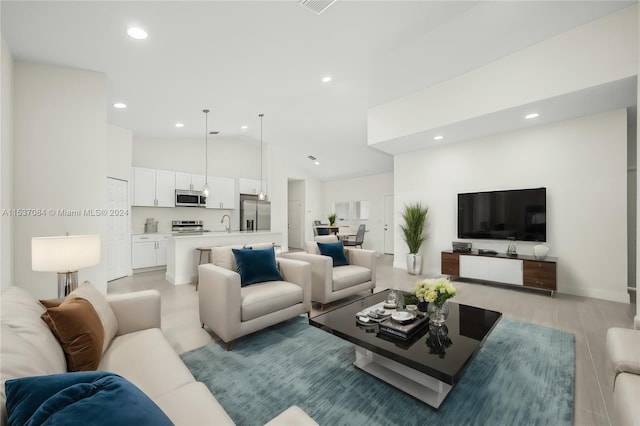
[406,253,422,275]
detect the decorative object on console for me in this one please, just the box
[506,237,518,256]
[534,244,550,259]
[452,241,472,253]
[327,213,337,226]
[31,234,101,297]
[414,278,456,325]
[257,113,266,201]
[400,202,429,275]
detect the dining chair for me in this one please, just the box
[343,224,366,248]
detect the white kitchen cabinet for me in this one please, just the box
[175,172,192,191]
[207,176,236,209]
[155,170,176,207]
[132,234,170,268]
[192,174,207,192]
[176,172,207,192]
[238,178,267,196]
[133,167,175,207]
[133,168,156,207]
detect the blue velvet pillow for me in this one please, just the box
[232,246,282,287]
[317,241,349,266]
[5,372,172,426]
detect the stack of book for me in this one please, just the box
[378,314,429,340]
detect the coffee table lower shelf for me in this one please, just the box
[353,345,452,409]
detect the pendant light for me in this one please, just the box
[258,113,266,201]
[202,109,210,197]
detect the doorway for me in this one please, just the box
[288,200,303,249]
[384,195,394,254]
[107,177,130,281]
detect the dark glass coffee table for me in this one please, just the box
[309,289,501,408]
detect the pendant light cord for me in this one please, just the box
[203,109,209,188]
[259,113,264,194]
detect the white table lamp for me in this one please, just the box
[32,235,101,297]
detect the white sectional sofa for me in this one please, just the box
[606,327,640,426]
[0,285,317,425]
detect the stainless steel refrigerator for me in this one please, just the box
[240,195,271,231]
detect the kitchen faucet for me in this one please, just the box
[221,214,231,233]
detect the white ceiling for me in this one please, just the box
[1,1,635,181]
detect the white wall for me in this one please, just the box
[368,5,638,145]
[133,136,261,178]
[107,125,132,181]
[0,37,14,291]
[395,109,629,303]
[636,3,640,329]
[13,62,108,298]
[323,173,393,253]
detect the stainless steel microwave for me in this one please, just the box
[175,190,206,207]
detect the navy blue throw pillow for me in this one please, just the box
[232,246,283,287]
[317,241,349,267]
[5,372,172,426]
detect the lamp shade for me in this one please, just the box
[32,235,101,272]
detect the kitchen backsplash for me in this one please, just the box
[132,206,239,234]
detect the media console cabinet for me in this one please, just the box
[441,250,557,296]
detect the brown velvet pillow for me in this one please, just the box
[41,297,105,371]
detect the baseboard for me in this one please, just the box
[559,285,630,304]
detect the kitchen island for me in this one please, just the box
[166,230,283,285]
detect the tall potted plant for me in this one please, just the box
[400,202,428,275]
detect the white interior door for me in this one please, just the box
[107,178,130,281]
[288,200,303,249]
[384,195,394,254]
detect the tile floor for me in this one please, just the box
[108,254,636,426]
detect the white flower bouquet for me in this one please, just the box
[414,278,456,308]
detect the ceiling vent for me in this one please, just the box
[307,155,317,161]
[298,0,337,15]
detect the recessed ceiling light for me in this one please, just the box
[314,161,320,165]
[525,113,540,119]
[127,27,148,40]
[113,103,127,109]
[434,135,443,141]
[321,76,332,83]
[241,125,248,130]
[175,123,184,128]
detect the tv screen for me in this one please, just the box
[457,188,546,242]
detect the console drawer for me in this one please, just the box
[523,260,556,290]
[441,252,459,276]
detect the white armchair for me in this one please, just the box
[198,244,311,351]
[283,236,376,310]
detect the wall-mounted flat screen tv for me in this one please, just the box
[457,188,546,242]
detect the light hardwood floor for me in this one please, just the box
[108,254,636,426]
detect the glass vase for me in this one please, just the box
[427,301,449,326]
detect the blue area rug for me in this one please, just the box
[181,316,574,426]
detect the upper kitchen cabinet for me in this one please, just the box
[175,172,206,192]
[238,178,267,196]
[206,176,235,209]
[133,167,175,207]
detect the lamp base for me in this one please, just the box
[57,271,78,298]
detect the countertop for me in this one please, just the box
[170,230,278,239]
